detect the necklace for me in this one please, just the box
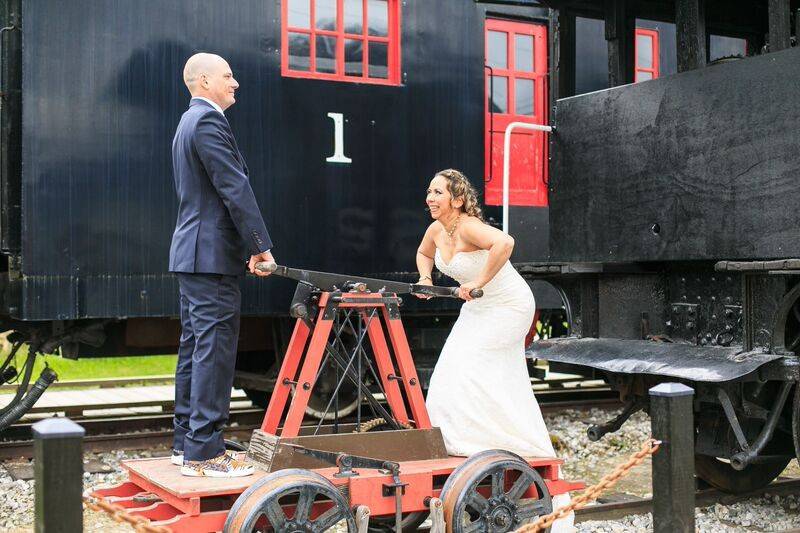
[445,215,461,242]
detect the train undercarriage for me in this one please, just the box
[528,261,800,493]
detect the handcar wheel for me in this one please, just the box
[695,454,790,495]
[223,468,356,532]
[440,450,552,533]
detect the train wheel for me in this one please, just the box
[695,454,790,494]
[223,468,356,532]
[440,450,552,533]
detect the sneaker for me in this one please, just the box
[180,453,255,478]
[171,449,238,466]
[171,449,184,466]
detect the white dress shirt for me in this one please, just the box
[192,96,224,115]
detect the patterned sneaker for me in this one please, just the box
[172,449,239,466]
[180,453,255,478]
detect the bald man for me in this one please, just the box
[169,53,273,477]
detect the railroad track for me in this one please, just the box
[573,477,800,523]
[0,378,618,459]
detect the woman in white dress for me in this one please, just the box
[415,169,574,532]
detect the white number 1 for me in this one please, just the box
[326,112,352,164]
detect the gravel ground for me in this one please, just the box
[0,409,798,532]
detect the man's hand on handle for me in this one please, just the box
[249,251,275,277]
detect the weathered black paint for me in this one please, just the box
[550,46,800,263]
[9,0,553,320]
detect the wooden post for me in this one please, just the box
[650,383,695,533]
[605,0,634,86]
[675,0,706,72]
[33,418,85,533]
[768,0,791,51]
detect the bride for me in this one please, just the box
[415,169,574,532]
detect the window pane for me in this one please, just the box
[515,34,534,72]
[316,0,337,30]
[710,34,747,61]
[636,34,653,68]
[368,0,388,36]
[316,35,337,73]
[345,39,363,76]
[636,70,653,81]
[288,32,311,71]
[368,41,388,78]
[487,30,507,69]
[288,0,311,29]
[344,0,363,34]
[515,78,534,116]
[488,76,508,113]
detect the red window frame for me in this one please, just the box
[634,28,659,82]
[281,0,401,85]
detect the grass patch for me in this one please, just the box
[2,345,177,382]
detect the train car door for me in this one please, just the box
[484,19,548,207]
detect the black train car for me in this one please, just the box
[527,0,800,494]
[0,0,577,412]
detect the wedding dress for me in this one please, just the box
[426,248,574,532]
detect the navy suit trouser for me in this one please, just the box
[173,273,241,461]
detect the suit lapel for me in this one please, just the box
[190,99,249,177]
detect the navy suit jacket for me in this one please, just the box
[169,98,273,275]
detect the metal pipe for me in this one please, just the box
[587,398,644,441]
[502,121,553,234]
[730,380,793,470]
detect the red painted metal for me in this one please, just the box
[128,501,184,521]
[149,510,229,532]
[267,291,429,435]
[363,309,411,424]
[281,0,401,85]
[97,454,579,531]
[261,318,312,434]
[281,299,335,436]
[381,306,431,428]
[484,18,549,207]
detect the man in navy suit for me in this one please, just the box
[169,52,273,477]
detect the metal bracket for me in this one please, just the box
[283,443,400,477]
[716,388,749,451]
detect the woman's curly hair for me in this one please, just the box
[435,169,484,220]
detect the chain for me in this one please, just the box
[514,438,662,533]
[83,494,174,533]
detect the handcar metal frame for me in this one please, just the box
[90,270,581,532]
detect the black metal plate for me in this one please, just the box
[550,46,800,263]
[528,337,782,382]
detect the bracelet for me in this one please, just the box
[418,275,432,282]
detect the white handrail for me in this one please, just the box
[502,121,553,234]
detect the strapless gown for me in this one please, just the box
[426,249,574,532]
